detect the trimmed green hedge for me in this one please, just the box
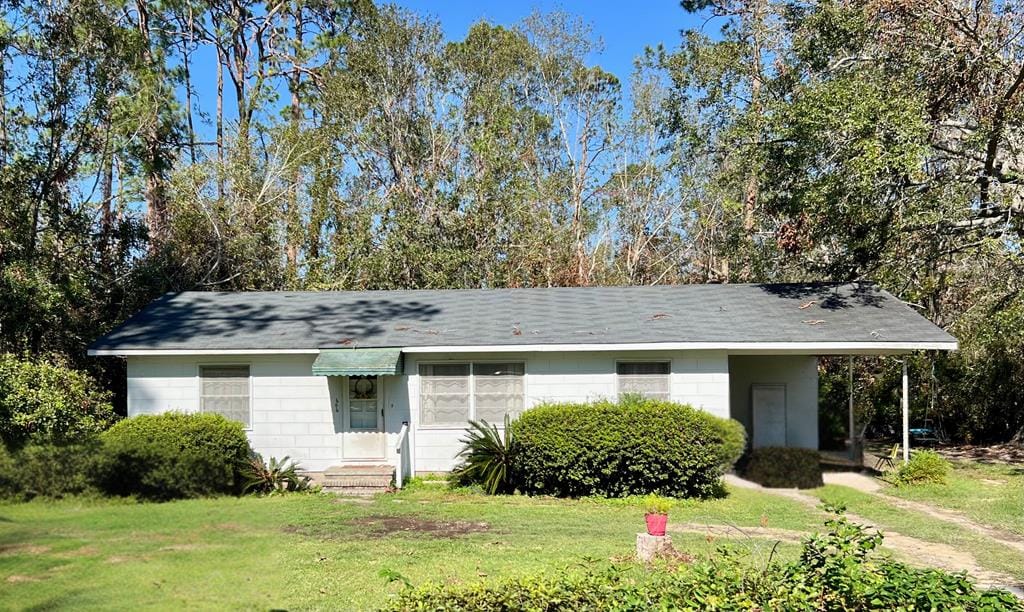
[96,412,251,501]
[510,397,746,498]
[0,439,102,500]
[743,447,823,489]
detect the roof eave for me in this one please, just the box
[87,340,958,357]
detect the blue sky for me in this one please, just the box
[168,2,707,150]
[394,1,702,83]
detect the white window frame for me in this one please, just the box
[197,363,253,431]
[417,360,527,429]
[615,360,672,401]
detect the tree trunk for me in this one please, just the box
[739,0,765,282]
[182,8,196,164]
[135,0,167,248]
[285,3,302,278]
[216,45,225,198]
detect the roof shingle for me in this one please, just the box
[88,283,956,352]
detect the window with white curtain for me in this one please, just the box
[200,365,251,428]
[419,362,525,426]
[473,363,525,423]
[616,361,671,400]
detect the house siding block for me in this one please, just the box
[126,349,775,474]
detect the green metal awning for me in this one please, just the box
[312,348,403,376]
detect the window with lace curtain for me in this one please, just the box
[200,365,251,428]
[419,362,525,426]
[616,361,671,400]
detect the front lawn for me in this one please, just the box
[0,482,823,610]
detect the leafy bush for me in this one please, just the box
[890,450,951,486]
[511,397,746,498]
[0,353,116,448]
[383,511,1022,611]
[450,417,515,494]
[243,454,311,494]
[0,439,103,500]
[96,412,251,501]
[742,447,823,489]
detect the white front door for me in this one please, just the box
[752,383,787,448]
[341,375,386,460]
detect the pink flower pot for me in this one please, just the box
[645,513,668,536]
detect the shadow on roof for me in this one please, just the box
[755,282,886,310]
[94,293,443,349]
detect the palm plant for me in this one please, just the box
[451,415,515,494]
[242,453,312,494]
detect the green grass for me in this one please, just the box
[882,460,1024,537]
[0,483,823,611]
[811,484,1024,582]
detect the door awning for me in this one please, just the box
[312,348,403,376]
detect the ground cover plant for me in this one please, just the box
[384,510,1022,611]
[889,450,952,486]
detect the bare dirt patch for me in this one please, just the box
[5,574,43,583]
[670,522,806,544]
[0,544,50,557]
[54,545,99,559]
[347,515,490,538]
[937,443,1024,464]
[158,543,209,552]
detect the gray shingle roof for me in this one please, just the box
[88,283,957,353]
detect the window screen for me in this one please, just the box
[617,361,670,400]
[473,363,525,423]
[419,363,471,426]
[200,365,251,427]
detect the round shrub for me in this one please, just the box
[96,412,251,501]
[891,450,950,486]
[0,353,116,448]
[743,447,823,489]
[510,398,746,498]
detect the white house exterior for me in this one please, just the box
[90,283,957,481]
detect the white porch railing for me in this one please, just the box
[394,421,410,489]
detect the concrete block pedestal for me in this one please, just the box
[636,532,673,563]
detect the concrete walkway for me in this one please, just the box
[723,474,1024,595]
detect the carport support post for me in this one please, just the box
[902,359,910,464]
[848,356,855,462]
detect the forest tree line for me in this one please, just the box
[2,0,1023,443]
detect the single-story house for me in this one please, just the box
[89,283,957,489]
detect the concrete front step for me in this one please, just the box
[319,464,394,496]
[324,464,394,477]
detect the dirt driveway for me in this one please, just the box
[724,474,1024,596]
